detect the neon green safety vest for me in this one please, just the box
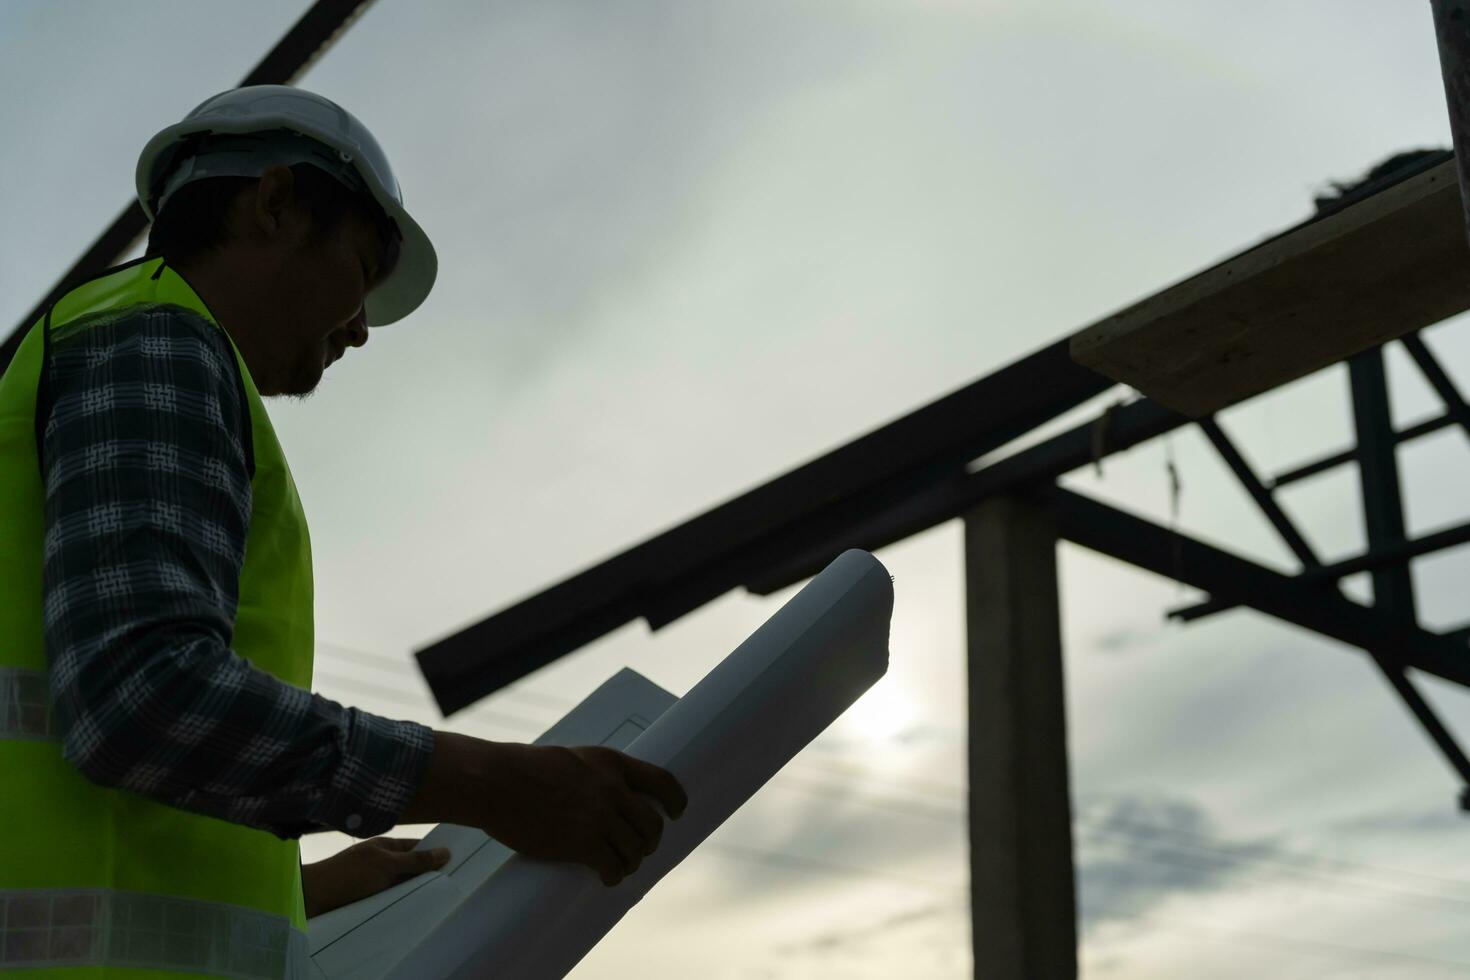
[0,255,317,978]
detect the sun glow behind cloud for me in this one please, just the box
[842,675,918,742]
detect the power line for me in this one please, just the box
[314,641,577,721]
[312,640,1470,903]
[311,668,429,710]
[315,641,421,675]
[311,668,548,736]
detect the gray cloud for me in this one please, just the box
[1075,794,1288,935]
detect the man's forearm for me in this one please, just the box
[301,860,342,919]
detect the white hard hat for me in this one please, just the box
[136,84,436,327]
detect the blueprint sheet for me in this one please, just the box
[307,547,893,980]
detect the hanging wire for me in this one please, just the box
[1165,433,1185,597]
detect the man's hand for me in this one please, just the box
[475,744,688,887]
[303,837,450,919]
[397,733,691,888]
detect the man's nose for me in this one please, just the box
[347,306,369,347]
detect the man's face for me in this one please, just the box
[226,166,391,398]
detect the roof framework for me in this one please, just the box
[414,161,1470,797]
[13,5,1470,974]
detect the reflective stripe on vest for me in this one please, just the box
[0,667,58,740]
[0,256,317,979]
[0,888,311,979]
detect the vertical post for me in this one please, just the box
[1430,0,1470,249]
[1348,347,1417,628]
[963,495,1077,979]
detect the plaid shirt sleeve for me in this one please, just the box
[39,303,434,841]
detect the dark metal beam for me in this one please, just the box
[1268,410,1455,490]
[1170,411,1334,628]
[415,333,1470,716]
[1302,519,1470,582]
[1164,596,1234,624]
[1036,486,1470,684]
[1197,416,1320,567]
[1179,366,1468,626]
[414,339,1117,714]
[1037,485,1470,795]
[741,389,1470,659]
[1167,518,1470,623]
[1270,444,1356,490]
[0,0,376,375]
[1401,331,1470,444]
[1349,347,1418,627]
[743,397,1192,596]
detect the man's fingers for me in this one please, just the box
[616,795,663,856]
[605,814,644,877]
[596,843,625,887]
[619,757,688,819]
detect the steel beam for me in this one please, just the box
[1038,486,1470,793]
[1167,518,1470,623]
[1401,332,1470,444]
[1269,410,1455,489]
[1036,486,1470,685]
[414,339,1116,713]
[743,397,1192,596]
[414,330,1470,715]
[1349,347,1418,627]
[1197,416,1320,567]
[0,0,376,375]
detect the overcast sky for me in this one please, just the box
[7,1,1470,976]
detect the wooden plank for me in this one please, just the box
[1069,158,1470,418]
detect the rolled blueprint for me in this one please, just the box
[382,547,893,980]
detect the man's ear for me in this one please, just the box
[251,165,304,242]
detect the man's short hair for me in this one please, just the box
[144,162,399,277]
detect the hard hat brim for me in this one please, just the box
[365,200,436,327]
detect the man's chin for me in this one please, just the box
[277,364,323,400]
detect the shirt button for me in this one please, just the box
[346,814,363,832]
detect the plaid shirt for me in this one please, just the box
[38,302,434,841]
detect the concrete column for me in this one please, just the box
[963,495,1077,979]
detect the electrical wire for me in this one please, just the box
[312,639,1470,910]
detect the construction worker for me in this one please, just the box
[0,85,687,978]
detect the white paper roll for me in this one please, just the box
[383,547,893,980]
